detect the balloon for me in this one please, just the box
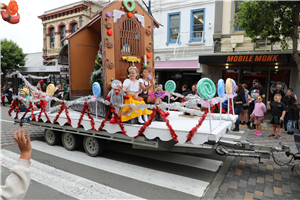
[164,80,176,93]
[147,75,152,80]
[46,84,55,97]
[197,78,216,100]
[217,79,225,97]
[225,78,233,94]
[231,79,237,94]
[92,82,101,98]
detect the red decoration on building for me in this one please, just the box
[146,53,151,59]
[107,30,113,36]
[127,12,133,18]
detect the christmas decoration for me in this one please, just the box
[90,42,103,86]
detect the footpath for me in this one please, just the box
[213,122,300,200]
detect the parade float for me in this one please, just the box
[7,1,299,168]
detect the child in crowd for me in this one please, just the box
[120,64,152,124]
[250,96,266,135]
[268,94,286,139]
[1,92,5,106]
[287,100,299,135]
[139,66,161,105]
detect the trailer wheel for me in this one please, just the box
[44,129,61,146]
[215,145,227,155]
[62,132,81,151]
[83,137,105,157]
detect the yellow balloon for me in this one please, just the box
[225,78,233,94]
[46,84,55,97]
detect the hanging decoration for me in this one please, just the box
[105,21,112,29]
[1,0,20,24]
[123,0,135,12]
[106,41,113,49]
[107,61,114,69]
[146,45,152,53]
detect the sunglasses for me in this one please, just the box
[257,97,262,100]
[252,82,257,84]
[274,97,281,99]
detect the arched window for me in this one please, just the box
[71,23,77,33]
[120,19,140,56]
[60,25,66,46]
[50,27,55,49]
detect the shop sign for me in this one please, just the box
[226,55,279,63]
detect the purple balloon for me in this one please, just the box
[147,75,152,80]
[106,12,111,18]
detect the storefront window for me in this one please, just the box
[268,70,290,100]
[223,69,239,83]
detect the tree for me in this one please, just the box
[234,1,300,84]
[90,42,103,86]
[1,38,27,85]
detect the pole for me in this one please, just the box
[208,101,212,134]
[219,102,222,125]
[96,99,98,119]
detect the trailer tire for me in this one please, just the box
[44,129,61,146]
[62,132,81,151]
[83,137,105,157]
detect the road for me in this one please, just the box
[0,105,268,199]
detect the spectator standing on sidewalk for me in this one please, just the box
[240,84,249,125]
[287,100,299,135]
[247,79,266,130]
[250,96,266,136]
[271,84,285,102]
[1,129,32,200]
[268,94,286,139]
[289,88,297,100]
[232,84,246,132]
[282,89,295,131]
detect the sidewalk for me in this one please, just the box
[214,123,300,200]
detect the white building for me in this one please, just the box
[151,0,216,91]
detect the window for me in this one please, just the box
[50,28,55,49]
[71,23,77,33]
[234,1,244,32]
[60,25,66,47]
[120,19,140,56]
[190,8,205,42]
[166,12,180,46]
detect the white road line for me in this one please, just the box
[1,149,144,200]
[31,141,209,197]
[0,119,14,123]
[228,130,245,134]
[108,147,223,172]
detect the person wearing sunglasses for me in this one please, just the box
[270,83,285,103]
[247,79,266,130]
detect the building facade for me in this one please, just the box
[198,0,300,101]
[151,0,216,92]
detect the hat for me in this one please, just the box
[20,88,29,96]
[253,79,259,83]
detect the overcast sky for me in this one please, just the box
[0,0,82,54]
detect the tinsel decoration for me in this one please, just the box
[53,102,66,124]
[90,43,103,86]
[110,106,127,136]
[97,105,112,132]
[156,106,178,142]
[78,102,89,128]
[20,104,33,125]
[86,105,97,131]
[186,108,209,142]
[37,100,51,123]
[8,100,18,117]
[135,109,157,139]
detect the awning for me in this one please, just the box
[198,51,298,67]
[58,43,68,65]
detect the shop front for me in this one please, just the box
[154,60,201,92]
[198,52,299,102]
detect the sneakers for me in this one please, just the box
[232,127,239,132]
[253,131,261,135]
[275,135,281,139]
[240,121,246,125]
[287,131,294,135]
[269,134,276,137]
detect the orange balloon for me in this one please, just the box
[127,12,133,18]
[6,0,18,15]
[147,53,151,59]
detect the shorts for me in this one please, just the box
[138,92,148,103]
[270,115,283,128]
[243,105,249,110]
[255,116,264,121]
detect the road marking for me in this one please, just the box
[0,119,14,123]
[108,146,223,172]
[31,141,209,197]
[1,149,144,200]
[221,134,241,139]
[228,130,245,134]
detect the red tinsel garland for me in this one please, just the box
[8,100,18,117]
[217,102,228,114]
[135,109,157,139]
[156,106,178,142]
[210,105,216,113]
[111,108,127,136]
[186,108,208,142]
[78,103,89,128]
[229,99,233,114]
[180,96,186,103]
[97,106,111,132]
[86,106,97,131]
[64,103,72,125]
[20,103,33,121]
[37,100,51,122]
[52,102,65,124]
[31,107,36,122]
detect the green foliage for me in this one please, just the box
[233,1,299,50]
[90,54,103,86]
[1,38,27,77]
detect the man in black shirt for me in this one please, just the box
[271,84,285,102]
[247,79,266,129]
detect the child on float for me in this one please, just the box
[287,100,299,135]
[267,94,286,139]
[250,96,266,135]
[119,64,152,124]
[139,66,161,105]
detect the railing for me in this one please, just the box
[173,31,206,59]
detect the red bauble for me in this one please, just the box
[146,53,151,59]
[107,30,113,36]
[127,12,133,18]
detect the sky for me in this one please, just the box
[0,0,82,54]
